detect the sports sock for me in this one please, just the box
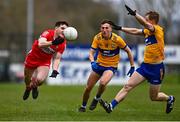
[167,96,173,102]
[111,99,119,109]
[95,94,101,100]
[82,102,87,108]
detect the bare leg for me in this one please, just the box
[82,71,100,104]
[24,67,35,89]
[97,70,114,97]
[114,71,145,102]
[149,84,169,101]
[88,70,114,111]
[31,66,49,87]
[99,71,146,112]
[23,67,35,100]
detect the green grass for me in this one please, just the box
[0,74,179,121]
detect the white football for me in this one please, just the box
[63,27,78,41]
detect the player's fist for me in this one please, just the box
[52,36,64,45]
[49,70,59,78]
[108,21,122,30]
[112,25,122,30]
[127,66,135,77]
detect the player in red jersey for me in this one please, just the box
[23,21,69,100]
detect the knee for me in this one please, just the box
[99,82,107,91]
[99,79,108,87]
[36,77,45,83]
[99,82,106,87]
[32,77,44,86]
[38,81,44,86]
[123,84,133,92]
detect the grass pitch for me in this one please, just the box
[0,74,179,121]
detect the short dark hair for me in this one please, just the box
[145,11,159,24]
[55,21,69,27]
[100,19,114,26]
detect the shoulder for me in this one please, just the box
[41,29,54,36]
[144,25,163,34]
[154,25,164,32]
[94,32,102,41]
[40,29,54,39]
[111,33,124,42]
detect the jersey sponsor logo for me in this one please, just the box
[41,47,56,54]
[99,48,119,57]
[145,35,157,46]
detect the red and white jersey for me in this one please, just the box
[25,29,66,68]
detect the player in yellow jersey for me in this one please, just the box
[78,19,135,112]
[99,5,175,114]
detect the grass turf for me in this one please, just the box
[0,74,179,121]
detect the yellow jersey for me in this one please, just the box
[143,25,165,63]
[91,32,127,68]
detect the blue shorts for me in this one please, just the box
[136,62,165,85]
[92,64,117,76]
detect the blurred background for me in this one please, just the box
[0,0,179,84]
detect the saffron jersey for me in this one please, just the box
[25,30,66,68]
[143,25,165,63]
[91,32,127,68]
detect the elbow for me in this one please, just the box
[131,30,142,35]
[89,53,94,62]
[88,54,92,61]
[38,43,43,48]
[126,30,139,35]
[38,42,50,48]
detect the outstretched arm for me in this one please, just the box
[135,13,154,32]
[38,36,65,48]
[125,4,154,32]
[110,18,143,35]
[121,27,143,35]
[38,37,52,48]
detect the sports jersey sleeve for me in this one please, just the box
[40,31,50,38]
[143,29,150,35]
[117,36,127,49]
[143,27,156,37]
[39,30,52,41]
[91,36,98,50]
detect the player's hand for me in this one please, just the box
[49,70,59,78]
[125,4,136,16]
[127,66,135,77]
[112,25,122,30]
[91,61,98,69]
[52,36,64,45]
[108,20,122,30]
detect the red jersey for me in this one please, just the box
[25,29,66,68]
